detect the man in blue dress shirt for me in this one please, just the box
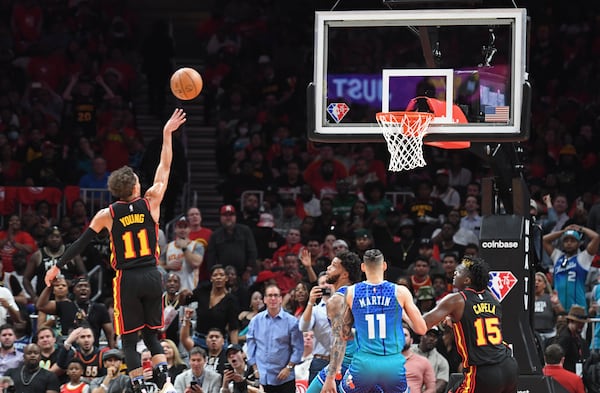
[247,283,304,393]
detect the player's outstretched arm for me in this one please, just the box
[145,108,186,210]
[422,292,465,329]
[397,284,427,335]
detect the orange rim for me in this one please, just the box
[376,111,434,137]
[424,141,471,149]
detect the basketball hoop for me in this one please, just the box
[376,111,471,172]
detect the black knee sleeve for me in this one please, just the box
[141,327,164,356]
[121,332,142,370]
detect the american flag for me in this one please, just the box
[484,106,510,122]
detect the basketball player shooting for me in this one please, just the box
[45,108,187,393]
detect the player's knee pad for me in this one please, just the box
[141,327,163,355]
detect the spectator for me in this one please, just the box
[550,193,571,233]
[225,265,249,313]
[247,284,304,393]
[180,265,240,348]
[304,145,348,196]
[283,281,309,318]
[37,277,114,348]
[274,199,302,237]
[459,195,482,240]
[24,226,87,298]
[36,276,69,333]
[534,272,564,345]
[160,339,187,383]
[299,272,332,383]
[78,157,111,207]
[0,325,23,376]
[5,343,59,393]
[363,180,392,223]
[296,184,321,220]
[36,327,61,375]
[238,192,261,229]
[238,291,264,343]
[404,180,447,237]
[402,326,436,393]
[272,228,303,267]
[161,273,183,346]
[22,140,65,187]
[0,214,37,273]
[550,305,590,374]
[411,326,450,393]
[543,225,599,311]
[205,205,257,279]
[187,207,213,248]
[543,344,585,393]
[253,213,285,262]
[57,327,108,383]
[220,344,260,393]
[346,156,381,196]
[0,283,22,327]
[173,347,221,393]
[89,349,132,393]
[60,358,89,393]
[275,160,304,197]
[161,217,204,292]
[274,254,303,296]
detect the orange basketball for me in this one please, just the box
[170,67,203,100]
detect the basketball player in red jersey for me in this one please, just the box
[423,256,518,393]
[45,108,187,393]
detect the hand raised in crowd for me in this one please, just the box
[308,285,324,307]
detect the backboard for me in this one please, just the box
[308,8,530,143]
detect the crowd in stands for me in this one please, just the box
[2,0,600,392]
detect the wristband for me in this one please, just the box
[101,383,109,390]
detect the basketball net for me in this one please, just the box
[376,111,434,172]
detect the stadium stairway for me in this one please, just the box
[132,0,223,230]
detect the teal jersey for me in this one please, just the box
[351,281,404,355]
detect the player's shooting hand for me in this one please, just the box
[44,265,61,287]
[164,108,187,134]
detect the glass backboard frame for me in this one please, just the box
[308,8,529,143]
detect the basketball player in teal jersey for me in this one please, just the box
[422,256,518,393]
[322,249,427,393]
[45,109,187,393]
[305,251,362,393]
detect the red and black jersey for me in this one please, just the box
[109,198,159,270]
[73,347,109,381]
[453,288,511,367]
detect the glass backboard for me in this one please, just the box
[308,8,530,143]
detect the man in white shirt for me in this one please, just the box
[161,217,204,291]
[299,272,332,383]
[459,195,482,240]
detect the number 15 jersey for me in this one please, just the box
[454,288,511,367]
[109,198,159,270]
[351,280,404,356]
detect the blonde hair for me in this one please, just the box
[161,339,185,367]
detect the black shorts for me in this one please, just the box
[453,356,518,393]
[113,266,163,335]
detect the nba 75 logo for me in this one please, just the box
[488,271,518,302]
[327,103,349,123]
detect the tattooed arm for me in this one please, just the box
[322,287,353,393]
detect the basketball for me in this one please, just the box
[170,67,203,100]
